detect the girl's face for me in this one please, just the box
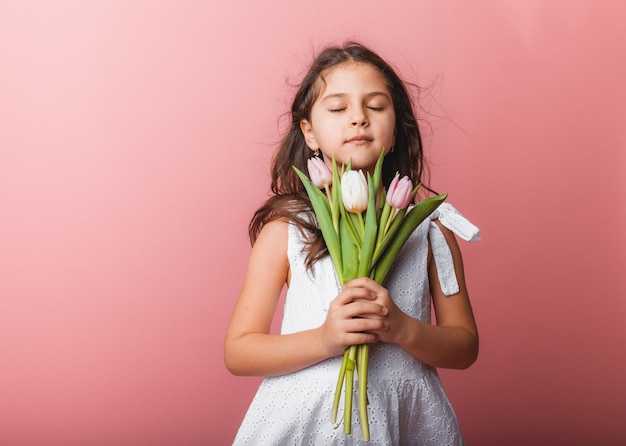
[300,62,396,173]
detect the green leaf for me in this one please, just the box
[371,149,385,194]
[372,193,448,283]
[331,158,342,232]
[357,173,379,277]
[338,192,363,250]
[341,220,359,282]
[293,166,343,284]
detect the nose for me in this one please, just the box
[350,108,368,127]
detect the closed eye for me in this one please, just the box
[329,108,346,112]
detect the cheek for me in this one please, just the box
[316,124,339,145]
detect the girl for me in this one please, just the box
[225,41,480,445]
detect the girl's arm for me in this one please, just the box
[224,219,388,377]
[347,221,479,370]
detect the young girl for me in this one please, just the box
[225,41,480,445]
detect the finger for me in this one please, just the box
[344,277,387,296]
[344,276,378,288]
[343,301,388,319]
[346,317,388,334]
[332,286,376,306]
[343,332,379,346]
[342,277,371,289]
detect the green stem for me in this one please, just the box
[331,349,349,424]
[358,344,370,442]
[344,345,357,434]
[383,207,399,236]
[371,208,405,267]
[357,212,365,236]
[375,202,392,248]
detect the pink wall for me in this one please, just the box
[1,1,625,444]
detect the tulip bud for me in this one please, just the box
[386,174,413,209]
[341,170,368,213]
[307,157,333,189]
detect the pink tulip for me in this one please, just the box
[307,157,333,189]
[386,174,413,209]
[341,170,369,213]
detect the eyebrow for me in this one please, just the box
[320,91,391,102]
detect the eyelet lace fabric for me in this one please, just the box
[233,204,479,445]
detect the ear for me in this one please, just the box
[300,119,319,151]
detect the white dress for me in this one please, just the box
[233,203,480,445]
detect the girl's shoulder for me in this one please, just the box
[247,218,290,284]
[250,218,290,264]
[255,218,290,246]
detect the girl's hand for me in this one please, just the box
[319,282,389,357]
[323,225,479,370]
[342,277,408,345]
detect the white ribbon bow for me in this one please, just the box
[428,203,481,296]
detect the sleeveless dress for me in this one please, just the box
[233,203,480,445]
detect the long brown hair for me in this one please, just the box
[249,41,431,269]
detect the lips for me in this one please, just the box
[346,135,373,143]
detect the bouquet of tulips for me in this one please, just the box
[293,149,447,441]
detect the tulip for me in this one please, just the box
[386,174,413,209]
[307,157,332,189]
[341,170,368,214]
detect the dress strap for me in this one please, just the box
[428,203,481,296]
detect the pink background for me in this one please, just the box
[1,1,625,445]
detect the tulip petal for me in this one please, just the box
[341,170,368,214]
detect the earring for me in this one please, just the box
[313,148,320,157]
